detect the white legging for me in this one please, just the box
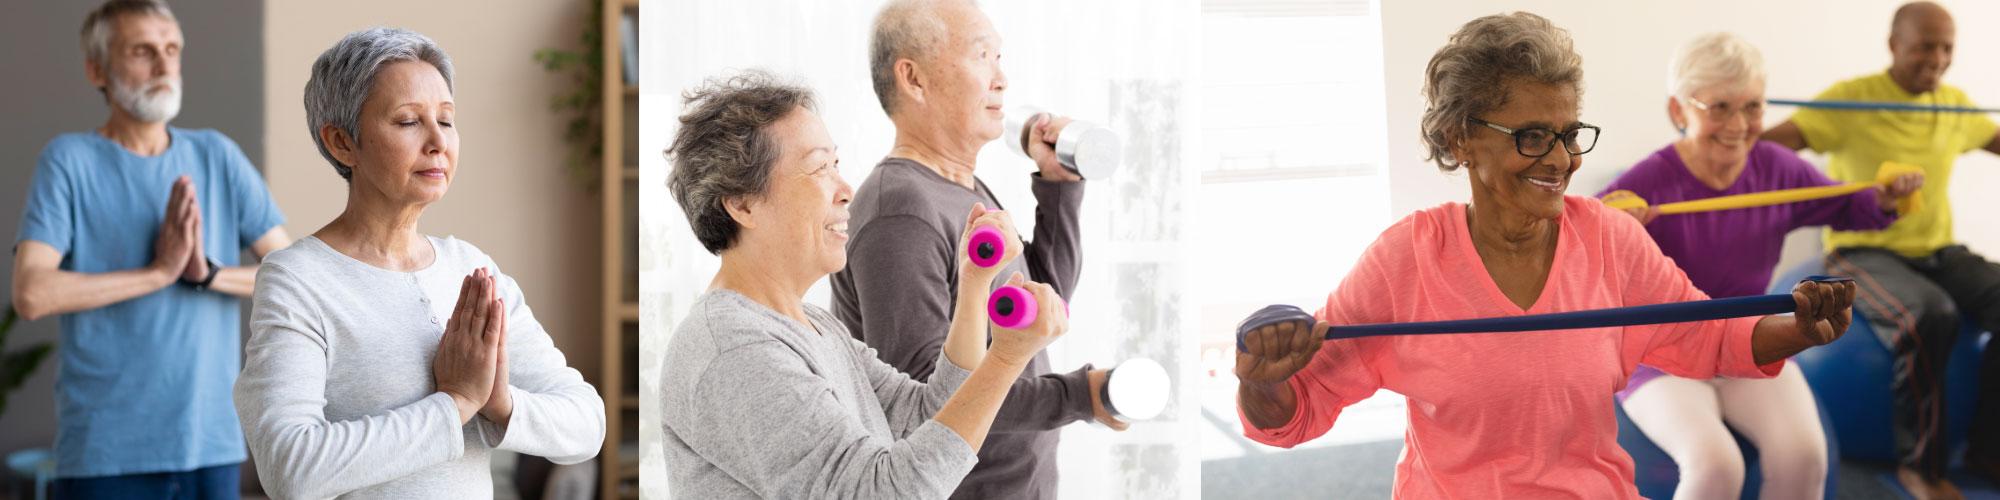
[1620,361,1828,500]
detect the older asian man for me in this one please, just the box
[828,1,1123,498]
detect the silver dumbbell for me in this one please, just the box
[1002,107,1122,180]
[1099,357,1169,423]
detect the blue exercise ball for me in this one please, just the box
[1773,261,1988,463]
[1618,388,1841,499]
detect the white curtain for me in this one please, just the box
[637,1,1197,498]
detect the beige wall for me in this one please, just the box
[262,0,601,379]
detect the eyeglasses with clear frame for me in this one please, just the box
[1681,96,1766,123]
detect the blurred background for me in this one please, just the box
[7,0,1997,498]
[1195,0,2000,498]
[639,0,1198,498]
[0,0,636,498]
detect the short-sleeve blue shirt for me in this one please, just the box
[15,127,284,477]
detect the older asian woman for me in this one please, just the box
[1601,32,1921,500]
[1233,13,1857,498]
[233,28,604,499]
[658,72,1068,499]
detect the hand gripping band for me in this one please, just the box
[1602,161,1924,216]
[1234,276,1853,352]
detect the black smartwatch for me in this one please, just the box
[182,257,221,290]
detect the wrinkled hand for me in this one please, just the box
[957,203,1022,284]
[1024,113,1083,182]
[1234,318,1327,387]
[987,274,1067,367]
[1619,205,1661,226]
[1790,279,1855,347]
[1879,172,1924,203]
[151,176,198,278]
[435,268,502,423]
[1087,368,1130,431]
[480,290,513,425]
[180,185,209,282]
[1601,191,1659,226]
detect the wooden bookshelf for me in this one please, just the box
[599,0,639,497]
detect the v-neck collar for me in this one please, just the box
[1451,202,1569,315]
[1667,144,1753,195]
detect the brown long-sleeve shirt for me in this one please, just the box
[830,157,1092,499]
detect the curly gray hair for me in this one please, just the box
[667,71,819,255]
[1419,12,1584,171]
[304,27,455,181]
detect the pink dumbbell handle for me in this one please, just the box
[988,285,1039,329]
[968,225,1006,268]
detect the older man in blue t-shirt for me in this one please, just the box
[9,1,290,498]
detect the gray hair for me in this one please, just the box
[1668,32,1765,99]
[304,27,455,181]
[667,71,819,255]
[868,0,951,115]
[1419,12,1585,171]
[81,0,178,72]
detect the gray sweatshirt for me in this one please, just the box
[235,236,604,499]
[659,289,979,499]
[829,158,1091,499]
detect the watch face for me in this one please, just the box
[202,257,222,286]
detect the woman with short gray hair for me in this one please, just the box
[1234,13,1857,498]
[1600,32,1916,499]
[234,27,603,499]
[657,71,1069,499]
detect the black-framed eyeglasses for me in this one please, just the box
[1467,117,1601,157]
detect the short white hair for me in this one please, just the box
[304,27,455,181]
[1667,32,1765,98]
[81,0,179,72]
[868,0,953,115]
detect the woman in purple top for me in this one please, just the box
[1601,33,1921,500]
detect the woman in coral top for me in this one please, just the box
[1232,13,1857,499]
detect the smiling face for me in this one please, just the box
[1888,7,1954,95]
[1673,79,1765,169]
[338,60,458,209]
[1457,80,1583,221]
[731,107,854,278]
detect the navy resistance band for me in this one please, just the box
[1767,99,2000,114]
[1234,276,1851,352]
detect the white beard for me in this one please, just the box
[110,73,181,124]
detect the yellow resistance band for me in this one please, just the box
[1602,161,1925,216]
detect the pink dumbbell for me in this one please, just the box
[988,285,1039,329]
[988,285,1069,328]
[967,225,1005,268]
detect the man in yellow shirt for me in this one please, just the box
[1764,2,2000,498]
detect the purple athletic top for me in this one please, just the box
[1603,141,1897,400]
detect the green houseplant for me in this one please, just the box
[0,306,54,418]
[534,0,607,189]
